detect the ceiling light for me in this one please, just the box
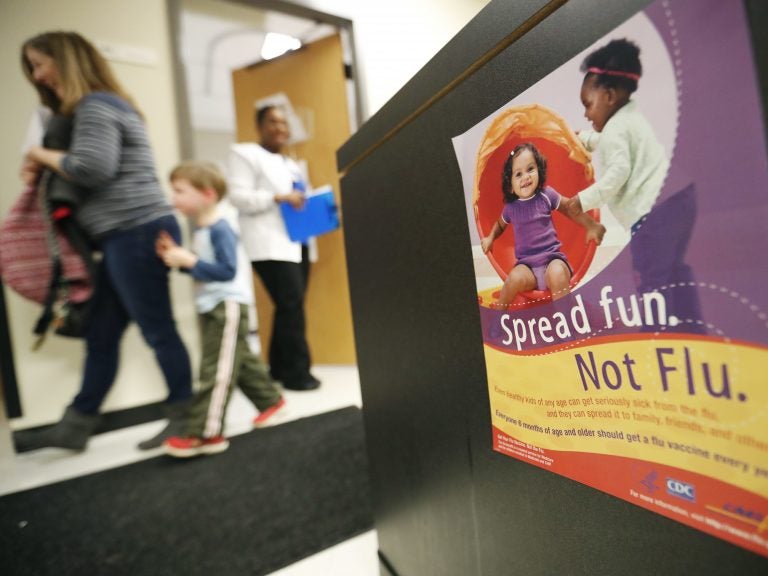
[260,32,301,60]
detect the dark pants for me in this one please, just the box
[252,245,312,388]
[73,214,192,414]
[187,301,281,438]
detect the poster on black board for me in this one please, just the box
[452,0,768,557]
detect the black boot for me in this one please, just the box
[137,399,190,450]
[14,405,101,452]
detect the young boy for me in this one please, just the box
[157,160,285,457]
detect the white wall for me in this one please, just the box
[299,0,491,115]
[0,0,488,427]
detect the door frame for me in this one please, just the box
[166,0,364,160]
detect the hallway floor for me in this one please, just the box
[0,365,380,576]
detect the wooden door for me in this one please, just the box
[232,33,356,364]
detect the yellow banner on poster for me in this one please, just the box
[486,337,768,495]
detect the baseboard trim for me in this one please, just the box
[378,550,401,576]
[13,401,165,453]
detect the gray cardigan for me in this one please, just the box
[60,93,172,239]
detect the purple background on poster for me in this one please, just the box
[481,0,768,350]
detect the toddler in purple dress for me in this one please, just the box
[481,142,605,306]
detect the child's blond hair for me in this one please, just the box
[170,160,227,200]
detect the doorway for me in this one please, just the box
[169,0,361,364]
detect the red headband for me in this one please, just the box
[587,67,641,81]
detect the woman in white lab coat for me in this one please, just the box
[228,105,320,391]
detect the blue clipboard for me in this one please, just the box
[280,185,340,243]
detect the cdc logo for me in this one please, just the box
[666,478,696,501]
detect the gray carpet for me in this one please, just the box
[0,406,374,575]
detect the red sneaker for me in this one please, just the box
[163,435,229,458]
[253,398,287,428]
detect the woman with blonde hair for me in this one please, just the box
[16,31,192,452]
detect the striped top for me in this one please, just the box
[60,93,172,239]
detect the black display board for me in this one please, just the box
[338,1,768,574]
[0,283,21,419]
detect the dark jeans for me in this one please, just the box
[72,214,192,414]
[253,246,312,387]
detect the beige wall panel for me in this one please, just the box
[0,0,198,427]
